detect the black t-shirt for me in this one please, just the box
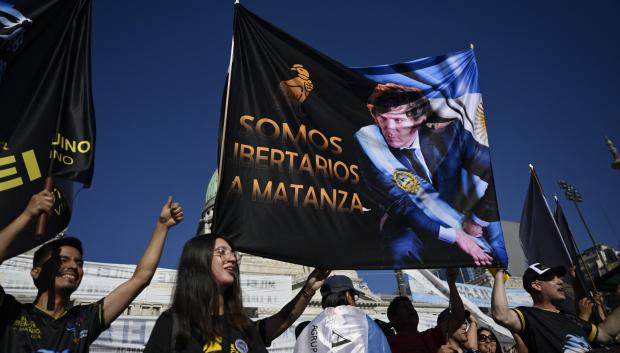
[144,310,268,353]
[514,306,598,353]
[0,286,108,353]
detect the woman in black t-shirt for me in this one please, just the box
[144,236,268,353]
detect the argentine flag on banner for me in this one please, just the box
[294,306,391,353]
[353,49,489,146]
[350,49,507,267]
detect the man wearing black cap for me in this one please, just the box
[0,191,184,353]
[491,263,620,352]
[294,274,391,353]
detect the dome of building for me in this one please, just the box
[204,170,219,209]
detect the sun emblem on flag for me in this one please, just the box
[393,170,420,193]
[474,102,488,145]
[280,64,313,103]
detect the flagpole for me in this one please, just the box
[35,176,54,235]
[554,196,598,292]
[217,4,237,183]
[394,269,409,296]
[528,164,574,267]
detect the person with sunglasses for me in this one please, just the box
[477,327,503,353]
[492,263,620,353]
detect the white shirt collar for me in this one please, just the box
[399,130,421,150]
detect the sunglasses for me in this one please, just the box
[478,334,496,343]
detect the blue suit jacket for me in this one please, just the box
[355,119,499,241]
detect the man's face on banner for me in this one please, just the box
[373,104,427,148]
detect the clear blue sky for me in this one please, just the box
[68,0,620,294]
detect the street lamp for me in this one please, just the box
[558,180,608,274]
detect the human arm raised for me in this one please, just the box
[491,269,522,332]
[438,268,467,338]
[260,268,330,344]
[0,190,54,264]
[593,291,607,321]
[577,297,594,322]
[597,305,620,344]
[463,313,478,350]
[102,196,183,325]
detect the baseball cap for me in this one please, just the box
[522,263,566,292]
[320,275,360,297]
[437,308,471,325]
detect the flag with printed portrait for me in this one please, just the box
[214,4,506,269]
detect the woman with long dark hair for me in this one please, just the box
[477,327,503,353]
[144,236,268,353]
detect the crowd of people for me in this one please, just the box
[1,191,620,353]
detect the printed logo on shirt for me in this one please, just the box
[331,330,352,348]
[562,334,591,353]
[203,336,222,352]
[66,316,88,345]
[11,315,41,339]
[234,338,249,353]
[203,336,245,353]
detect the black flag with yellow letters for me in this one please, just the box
[0,0,95,258]
[214,4,507,269]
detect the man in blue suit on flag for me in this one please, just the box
[355,83,504,267]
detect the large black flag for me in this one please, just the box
[519,169,572,268]
[553,198,580,265]
[0,0,95,257]
[214,5,507,269]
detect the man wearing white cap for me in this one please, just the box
[492,263,620,353]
